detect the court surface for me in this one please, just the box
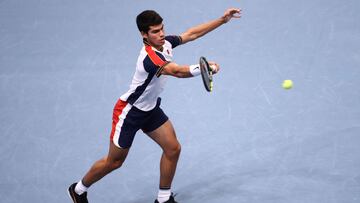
[1,0,360,202]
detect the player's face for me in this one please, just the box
[143,24,165,48]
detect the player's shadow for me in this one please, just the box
[174,169,281,202]
[124,169,280,202]
[126,197,154,203]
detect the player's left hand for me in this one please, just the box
[208,61,220,74]
[222,8,242,23]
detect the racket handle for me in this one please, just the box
[209,64,216,73]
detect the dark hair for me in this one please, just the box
[136,10,163,33]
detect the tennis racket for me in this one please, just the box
[199,56,213,92]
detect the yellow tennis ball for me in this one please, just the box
[282,80,293,89]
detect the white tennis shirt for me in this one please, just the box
[120,36,182,111]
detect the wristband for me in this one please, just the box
[189,64,200,76]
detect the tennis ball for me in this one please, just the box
[282,80,293,90]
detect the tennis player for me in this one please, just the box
[69,8,241,203]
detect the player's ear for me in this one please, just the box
[140,31,148,39]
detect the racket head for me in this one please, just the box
[199,56,213,92]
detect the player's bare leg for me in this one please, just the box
[69,141,129,203]
[146,120,181,202]
[81,141,130,187]
[147,120,181,188]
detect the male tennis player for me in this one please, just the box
[69,8,241,203]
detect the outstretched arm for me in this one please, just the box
[180,8,241,44]
[160,61,220,78]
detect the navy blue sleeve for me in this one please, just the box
[165,35,182,49]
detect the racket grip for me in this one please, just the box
[209,64,216,73]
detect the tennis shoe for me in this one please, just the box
[68,183,88,203]
[154,193,178,203]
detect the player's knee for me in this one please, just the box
[165,143,181,160]
[106,159,124,171]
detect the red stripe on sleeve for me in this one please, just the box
[145,45,167,67]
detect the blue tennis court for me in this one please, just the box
[1,0,360,202]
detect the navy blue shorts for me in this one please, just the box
[110,98,168,148]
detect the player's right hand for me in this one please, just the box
[209,61,220,74]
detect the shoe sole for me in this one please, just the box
[67,188,77,203]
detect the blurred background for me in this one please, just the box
[1,0,360,202]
